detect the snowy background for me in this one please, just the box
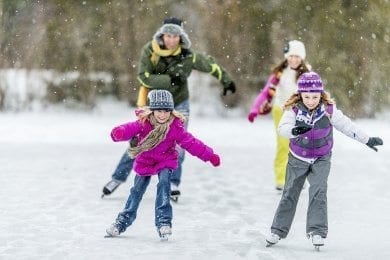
[1,89,389,259]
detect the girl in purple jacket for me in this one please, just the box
[265,72,383,249]
[106,89,220,240]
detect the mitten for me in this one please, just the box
[248,112,257,123]
[259,100,272,115]
[135,108,144,116]
[111,126,125,141]
[291,126,312,136]
[223,81,236,96]
[210,154,221,167]
[366,137,383,152]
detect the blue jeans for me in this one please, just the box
[115,168,173,232]
[111,100,190,186]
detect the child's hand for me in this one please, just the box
[210,154,221,167]
[248,112,257,123]
[111,126,125,141]
[292,126,311,136]
[366,137,383,152]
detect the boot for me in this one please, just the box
[157,225,172,241]
[170,183,181,202]
[101,179,122,198]
[265,233,280,247]
[106,223,120,237]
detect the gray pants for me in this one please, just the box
[271,152,331,238]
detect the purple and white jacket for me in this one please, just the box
[278,102,369,162]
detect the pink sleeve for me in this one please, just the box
[111,120,142,142]
[175,121,214,162]
[249,74,278,114]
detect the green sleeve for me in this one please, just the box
[191,51,233,88]
[136,42,172,90]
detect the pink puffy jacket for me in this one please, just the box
[111,117,215,176]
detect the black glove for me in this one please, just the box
[366,137,383,152]
[223,81,236,96]
[292,126,312,136]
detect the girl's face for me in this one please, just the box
[162,34,180,50]
[287,55,303,70]
[301,92,321,111]
[153,110,172,124]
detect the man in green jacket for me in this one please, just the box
[102,17,236,201]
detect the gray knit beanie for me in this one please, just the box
[148,89,174,111]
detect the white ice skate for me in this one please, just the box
[265,233,280,247]
[158,225,172,241]
[105,224,120,237]
[311,234,324,251]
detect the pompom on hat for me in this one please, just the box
[153,17,191,49]
[148,89,174,111]
[297,71,324,93]
[284,40,306,60]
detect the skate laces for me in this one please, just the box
[106,223,120,236]
[106,180,121,190]
[266,233,280,244]
[312,234,324,245]
[159,225,172,236]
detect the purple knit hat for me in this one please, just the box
[297,71,324,92]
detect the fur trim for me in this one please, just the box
[153,24,191,49]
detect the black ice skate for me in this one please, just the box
[101,179,122,198]
[170,190,181,203]
[170,184,180,203]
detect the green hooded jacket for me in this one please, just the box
[137,41,234,105]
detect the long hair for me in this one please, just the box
[283,91,335,110]
[272,59,310,81]
[137,107,185,123]
[127,107,185,158]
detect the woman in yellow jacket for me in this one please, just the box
[248,40,310,191]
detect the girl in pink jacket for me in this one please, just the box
[106,90,220,240]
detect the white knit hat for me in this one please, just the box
[284,40,306,60]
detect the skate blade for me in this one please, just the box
[265,241,275,247]
[170,196,179,203]
[160,235,169,241]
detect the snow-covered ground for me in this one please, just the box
[1,99,389,259]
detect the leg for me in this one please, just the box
[306,154,331,238]
[170,147,185,186]
[102,150,135,197]
[274,134,289,189]
[112,150,134,182]
[114,174,151,233]
[271,154,308,238]
[155,169,173,228]
[170,100,189,187]
[272,106,289,189]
